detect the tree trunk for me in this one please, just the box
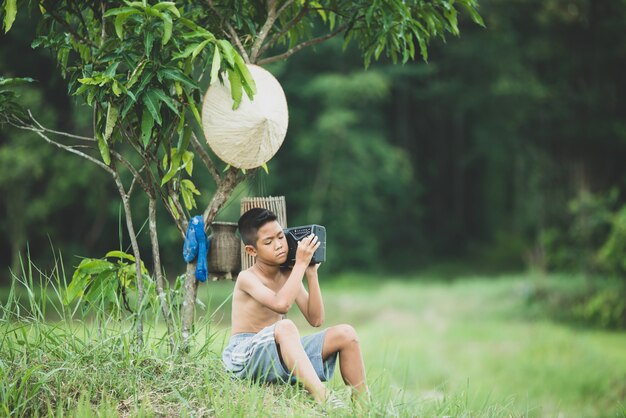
[181,167,245,350]
[112,170,144,348]
[148,197,176,353]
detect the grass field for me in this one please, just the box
[2,271,626,417]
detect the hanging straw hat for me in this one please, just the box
[201,64,288,169]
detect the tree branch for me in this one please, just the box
[28,112,95,142]
[258,0,307,58]
[249,0,278,64]
[207,0,250,63]
[111,151,150,194]
[257,23,348,65]
[23,111,114,175]
[191,133,220,184]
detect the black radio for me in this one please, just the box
[281,225,326,268]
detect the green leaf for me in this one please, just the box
[192,39,210,60]
[227,68,242,110]
[105,250,136,262]
[173,42,201,60]
[112,81,122,96]
[185,91,202,126]
[127,60,147,89]
[3,0,17,33]
[157,67,198,90]
[65,271,90,305]
[153,2,180,17]
[168,196,180,220]
[142,89,162,125]
[210,47,221,85]
[181,179,200,195]
[217,40,235,66]
[161,150,181,186]
[261,163,269,174]
[103,6,139,17]
[141,109,154,147]
[104,102,118,142]
[83,270,116,305]
[96,131,111,166]
[182,150,194,176]
[177,125,192,152]
[114,13,127,39]
[161,12,173,45]
[181,187,194,209]
[234,53,256,99]
[145,30,155,57]
[150,88,179,114]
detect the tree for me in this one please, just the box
[1,0,483,352]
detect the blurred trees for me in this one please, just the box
[2,0,626,280]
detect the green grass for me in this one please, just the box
[2,265,626,417]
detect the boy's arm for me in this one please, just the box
[237,235,320,314]
[295,264,325,327]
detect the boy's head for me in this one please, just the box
[238,208,278,247]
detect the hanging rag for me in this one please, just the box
[182,215,210,282]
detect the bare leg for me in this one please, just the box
[322,324,368,398]
[274,319,329,402]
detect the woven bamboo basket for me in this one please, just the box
[208,221,241,280]
[240,196,287,271]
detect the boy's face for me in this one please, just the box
[246,220,288,265]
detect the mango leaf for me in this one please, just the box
[161,149,182,186]
[127,59,147,89]
[217,39,235,66]
[227,68,242,110]
[114,12,132,39]
[157,67,197,90]
[176,124,192,152]
[96,131,111,166]
[140,109,154,147]
[84,269,117,304]
[168,196,180,220]
[103,6,139,17]
[105,250,136,262]
[65,270,90,305]
[192,39,210,60]
[185,91,202,126]
[161,12,173,45]
[210,47,221,85]
[104,102,118,142]
[234,53,256,99]
[150,88,179,114]
[181,150,194,176]
[153,2,180,17]
[172,42,201,60]
[181,179,200,195]
[142,89,162,125]
[145,30,154,57]
[3,0,17,33]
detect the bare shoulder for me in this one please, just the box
[235,269,257,290]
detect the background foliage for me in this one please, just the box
[2,1,626,296]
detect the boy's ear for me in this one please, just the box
[244,244,257,257]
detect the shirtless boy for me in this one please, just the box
[222,208,368,405]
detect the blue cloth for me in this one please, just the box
[182,215,210,282]
[222,323,337,384]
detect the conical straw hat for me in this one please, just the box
[201,64,288,169]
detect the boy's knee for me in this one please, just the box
[274,319,299,341]
[335,324,359,344]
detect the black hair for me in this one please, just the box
[238,208,278,246]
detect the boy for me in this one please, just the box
[222,208,368,406]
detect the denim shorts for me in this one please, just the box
[222,323,338,384]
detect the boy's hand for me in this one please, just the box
[305,262,320,279]
[295,233,320,266]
